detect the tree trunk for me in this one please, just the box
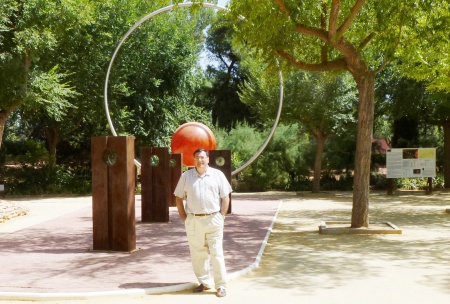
[312,132,327,193]
[0,110,8,151]
[443,120,450,188]
[0,51,30,151]
[0,102,25,150]
[351,72,376,228]
[45,125,60,168]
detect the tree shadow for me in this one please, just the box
[243,192,450,296]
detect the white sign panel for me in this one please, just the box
[386,148,436,178]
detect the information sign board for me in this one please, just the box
[386,148,436,178]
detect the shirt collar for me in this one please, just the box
[194,166,210,177]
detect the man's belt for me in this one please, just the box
[191,211,219,217]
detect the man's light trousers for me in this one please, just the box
[185,212,227,289]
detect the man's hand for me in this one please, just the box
[175,196,187,223]
[220,195,230,217]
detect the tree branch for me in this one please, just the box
[358,32,376,50]
[335,0,366,41]
[274,0,327,42]
[217,53,228,68]
[295,24,328,43]
[276,50,347,71]
[274,0,328,43]
[321,2,329,63]
[321,1,328,31]
[321,45,328,63]
[332,37,360,62]
[273,0,291,17]
[375,58,392,75]
[375,23,403,74]
[328,0,341,38]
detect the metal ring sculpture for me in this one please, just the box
[104,2,284,176]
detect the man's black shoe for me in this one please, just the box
[193,284,210,293]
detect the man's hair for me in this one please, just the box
[193,148,208,156]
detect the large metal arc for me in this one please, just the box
[104,2,284,176]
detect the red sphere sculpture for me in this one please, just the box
[171,122,216,167]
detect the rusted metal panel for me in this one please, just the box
[91,136,136,252]
[141,147,170,222]
[209,150,232,214]
[91,136,109,250]
[169,153,182,207]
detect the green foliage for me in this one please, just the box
[238,50,358,191]
[3,139,49,165]
[321,174,353,191]
[1,138,90,195]
[1,0,218,167]
[106,2,215,147]
[199,15,256,130]
[217,122,311,191]
[1,0,448,196]
[229,0,410,70]
[370,172,388,190]
[239,61,358,137]
[396,175,445,191]
[396,2,450,93]
[27,65,79,120]
[322,131,356,173]
[227,1,450,211]
[2,165,91,195]
[369,173,445,191]
[0,0,91,109]
[374,67,443,148]
[216,121,263,163]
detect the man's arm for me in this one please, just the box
[175,196,187,223]
[220,195,230,217]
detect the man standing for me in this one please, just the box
[174,148,232,297]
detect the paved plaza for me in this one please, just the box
[1,191,449,303]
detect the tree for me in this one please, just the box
[219,0,450,227]
[106,2,216,149]
[0,0,89,151]
[216,122,311,191]
[201,19,256,130]
[392,1,450,186]
[1,0,215,166]
[376,67,450,185]
[239,61,357,192]
[395,3,450,95]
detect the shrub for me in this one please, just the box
[3,165,91,195]
[370,172,387,190]
[395,175,444,191]
[217,122,311,191]
[321,174,353,191]
[3,139,49,165]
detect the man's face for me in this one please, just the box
[194,151,209,168]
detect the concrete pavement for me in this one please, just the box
[0,194,280,300]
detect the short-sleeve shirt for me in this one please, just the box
[173,166,233,214]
